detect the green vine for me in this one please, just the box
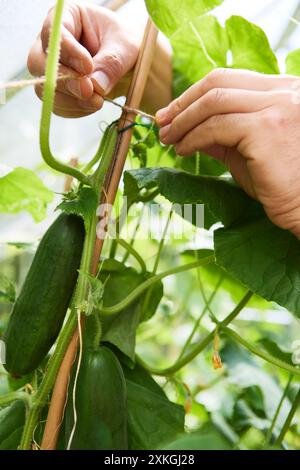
[137,291,253,376]
[98,256,215,316]
[222,327,300,377]
[39,0,90,186]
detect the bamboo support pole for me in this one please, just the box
[41,18,158,451]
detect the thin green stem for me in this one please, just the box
[178,274,223,361]
[140,210,172,317]
[122,208,144,264]
[266,374,293,445]
[137,290,253,376]
[98,256,214,317]
[39,0,90,185]
[116,238,147,273]
[223,327,300,377]
[275,387,300,446]
[152,211,172,274]
[0,391,30,407]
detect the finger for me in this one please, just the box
[35,84,103,118]
[160,88,273,145]
[91,40,138,95]
[175,113,256,157]
[40,4,93,75]
[156,68,295,126]
[28,38,94,100]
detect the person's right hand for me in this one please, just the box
[27,1,140,117]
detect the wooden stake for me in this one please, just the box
[41,19,158,451]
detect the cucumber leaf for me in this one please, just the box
[0,167,53,222]
[124,167,300,318]
[122,363,185,450]
[57,186,98,229]
[226,16,279,74]
[124,167,259,229]
[145,0,224,37]
[171,15,228,96]
[286,48,300,75]
[162,424,232,450]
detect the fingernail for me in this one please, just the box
[69,58,86,74]
[91,71,111,95]
[66,79,82,99]
[156,107,169,125]
[159,124,171,142]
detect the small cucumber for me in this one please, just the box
[65,346,128,450]
[4,213,85,376]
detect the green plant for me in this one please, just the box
[0,0,299,452]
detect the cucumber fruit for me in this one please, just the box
[65,346,128,450]
[4,213,85,376]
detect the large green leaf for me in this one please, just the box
[145,0,223,37]
[124,168,257,230]
[226,16,279,74]
[171,15,228,96]
[163,424,232,450]
[99,260,163,363]
[286,48,300,75]
[0,167,53,222]
[123,363,185,450]
[181,249,269,310]
[124,167,300,318]
[57,186,98,229]
[214,218,300,316]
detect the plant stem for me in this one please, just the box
[275,387,300,446]
[178,274,223,361]
[20,311,77,449]
[222,327,300,377]
[39,0,90,185]
[116,238,147,273]
[99,256,214,316]
[266,374,293,445]
[140,210,172,316]
[122,207,145,264]
[152,210,172,274]
[137,290,253,376]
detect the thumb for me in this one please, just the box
[91,44,137,95]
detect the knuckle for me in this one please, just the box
[171,96,184,116]
[103,52,124,79]
[261,109,286,129]
[205,68,227,87]
[206,87,225,105]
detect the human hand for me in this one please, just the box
[157,68,300,238]
[27,1,140,117]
